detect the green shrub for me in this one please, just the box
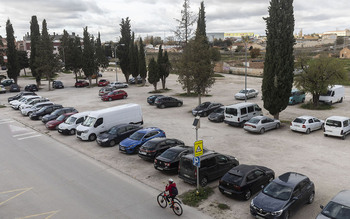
[179,187,214,207]
[214,73,224,77]
[229,70,233,74]
[217,203,230,210]
[301,102,333,110]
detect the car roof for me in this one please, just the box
[226,102,256,108]
[168,145,192,152]
[326,116,350,121]
[275,172,308,188]
[137,127,162,133]
[331,190,350,207]
[296,116,315,120]
[227,164,260,176]
[146,137,167,143]
[183,150,217,159]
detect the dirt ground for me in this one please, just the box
[1,69,350,219]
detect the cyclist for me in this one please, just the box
[165,178,178,207]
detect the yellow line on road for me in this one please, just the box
[16,210,60,219]
[0,187,33,206]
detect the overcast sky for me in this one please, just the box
[0,0,349,42]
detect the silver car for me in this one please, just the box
[316,190,350,219]
[110,81,128,88]
[244,116,280,134]
[234,88,259,100]
[290,116,324,134]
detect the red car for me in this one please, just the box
[75,80,89,87]
[45,112,77,130]
[101,90,128,101]
[98,79,110,87]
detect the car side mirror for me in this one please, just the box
[320,205,324,209]
[292,196,299,201]
[261,185,264,189]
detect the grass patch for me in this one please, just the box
[148,88,172,94]
[214,73,224,77]
[179,187,214,207]
[217,203,230,210]
[301,102,333,110]
[0,105,6,108]
[62,70,72,74]
[177,92,212,97]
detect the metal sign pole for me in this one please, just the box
[196,127,199,192]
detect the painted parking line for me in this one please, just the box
[13,132,37,138]
[0,120,15,125]
[17,210,60,219]
[17,135,42,141]
[0,187,33,206]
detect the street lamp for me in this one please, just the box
[114,43,125,82]
[242,36,249,102]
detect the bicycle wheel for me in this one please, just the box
[157,193,167,208]
[172,201,183,216]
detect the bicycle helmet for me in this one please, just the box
[168,178,174,183]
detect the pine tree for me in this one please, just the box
[6,19,20,84]
[30,16,41,85]
[129,32,138,78]
[174,0,196,46]
[138,38,147,85]
[119,17,131,83]
[96,32,108,70]
[18,50,29,76]
[262,0,295,119]
[148,57,159,91]
[59,30,70,69]
[195,1,208,45]
[82,27,96,85]
[71,36,83,81]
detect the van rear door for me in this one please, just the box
[179,157,195,181]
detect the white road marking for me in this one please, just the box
[13,132,37,138]
[17,135,42,141]
[0,120,15,125]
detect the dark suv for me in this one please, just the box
[178,151,239,187]
[154,96,183,108]
[8,91,36,102]
[138,138,184,161]
[42,107,78,123]
[25,84,39,92]
[30,104,63,120]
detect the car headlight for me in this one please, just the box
[271,209,283,216]
[100,138,108,142]
[82,130,89,133]
[128,144,137,148]
[250,199,254,207]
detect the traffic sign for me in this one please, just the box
[193,156,200,167]
[194,140,203,157]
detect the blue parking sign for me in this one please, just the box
[193,156,200,167]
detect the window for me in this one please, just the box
[241,108,247,115]
[254,105,261,111]
[254,170,264,177]
[247,173,256,181]
[343,120,349,127]
[292,185,301,197]
[117,127,126,135]
[94,118,103,127]
[76,117,84,124]
[314,119,320,122]
[248,106,254,113]
[308,119,313,124]
[216,155,228,164]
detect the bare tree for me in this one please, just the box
[174,0,196,46]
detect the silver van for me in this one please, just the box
[224,102,262,127]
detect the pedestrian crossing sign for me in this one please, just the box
[194,140,203,157]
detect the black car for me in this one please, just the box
[1,79,15,86]
[250,172,315,219]
[42,107,78,123]
[154,145,194,173]
[178,151,239,187]
[9,84,20,92]
[154,96,183,108]
[129,76,142,84]
[208,106,225,122]
[8,91,36,103]
[138,138,184,161]
[25,84,38,92]
[52,80,64,89]
[96,124,142,147]
[192,102,223,117]
[219,164,275,200]
[147,94,164,105]
[30,104,63,120]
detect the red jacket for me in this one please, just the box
[166,182,177,196]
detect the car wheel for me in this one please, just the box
[109,97,112,101]
[269,176,274,182]
[284,211,290,219]
[342,135,346,140]
[69,129,76,135]
[38,116,42,120]
[292,100,295,105]
[302,98,305,103]
[220,117,224,122]
[329,101,332,105]
[203,112,207,117]
[160,104,165,109]
[88,134,96,141]
[28,112,32,117]
[260,128,265,134]
[324,134,328,137]
[339,97,343,103]
[307,192,315,204]
[244,190,252,200]
[109,140,116,147]
[177,102,182,107]
[320,124,324,130]
[276,123,280,129]
[123,95,127,99]
[306,128,311,134]
[200,176,208,187]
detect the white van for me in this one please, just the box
[76,103,143,141]
[319,85,345,105]
[58,111,91,135]
[224,102,262,127]
[324,116,350,140]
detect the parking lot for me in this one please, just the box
[1,69,350,219]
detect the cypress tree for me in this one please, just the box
[148,57,159,91]
[129,32,138,78]
[30,16,41,85]
[161,50,171,89]
[262,0,295,119]
[82,27,96,85]
[96,32,108,70]
[138,38,147,85]
[6,19,20,84]
[119,17,131,83]
[71,36,83,81]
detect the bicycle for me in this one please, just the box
[157,191,183,216]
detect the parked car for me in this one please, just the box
[25,84,39,92]
[91,72,102,79]
[234,88,259,100]
[22,102,54,116]
[129,76,142,84]
[319,85,344,105]
[29,104,62,120]
[290,116,324,134]
[8,91,36,103]
[316,190,350,219]
[154,146,194,173]
[119,127,166,154]
[52,80,64,89]
[19,98,50,111]
[1,79,15,86]
[101,90,127,101]
[224,102,262,127]
[192,102,223,117]
[219,164,275,200]
[98,79,110,87]
[178,151,239,187]
[138,138,184,161]
[96,124,142,147]
[42,107,78,123]
[324,116,350,140]
[244,116,280,134]
[289,89,305,105]
[208,106,225,122]
[147,95,164,105]
[75,80,89,87]
[98,86,117,96]
[58,111,90,135]
[154,96,183,108]
[10,95,39,110]
[45,112,77,130]
[250,172,315,219]
[0,84,6,93]
[9,84,20,92]
[110,81,128,88]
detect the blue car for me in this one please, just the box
[289,89,305,105]
[119,127,166,154]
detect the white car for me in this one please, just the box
[234,88,259,100]
[110,81,128,89]
[290,116,324,134]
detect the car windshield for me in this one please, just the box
[107,91,114,95]
[129,132,145,140]
[326,120,342,127]
[293,118,306,124]
[107,127,118,135]
[321,201,350,219]
[214,108,224,113]
[222,172,243,185]
[65,116,77,125]
[160,150,179,160]
[142,140,158,149]
[262,182,292,201]
[248,118,261,124]
[56,114,66,121]
[239,90,248,94]
[225,108,237,116]
[82,116,96,127]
